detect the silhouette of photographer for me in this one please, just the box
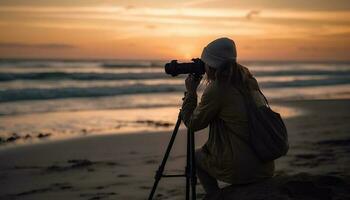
[181,38,274,199]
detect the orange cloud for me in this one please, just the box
[0,4,349,60]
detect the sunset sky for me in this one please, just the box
[0,0,349,61]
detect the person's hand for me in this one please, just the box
[185,74,202,95]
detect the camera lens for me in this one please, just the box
[164,59,205,77]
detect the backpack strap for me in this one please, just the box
[257,88,270,108]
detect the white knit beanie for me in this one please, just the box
[200,37,237,68]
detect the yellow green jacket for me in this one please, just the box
[181,78,274,184]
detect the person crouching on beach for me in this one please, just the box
[181,37,274,199]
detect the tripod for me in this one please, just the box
[148,110,197,200]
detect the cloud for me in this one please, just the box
[298,45,349,51]
[246,10,260,20]
[124,5,135,10]
[0,42,77,49]
[145,24,157,29]
[1,6,349,22]
[180,0,218,7]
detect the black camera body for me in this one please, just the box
[164,58,205,77]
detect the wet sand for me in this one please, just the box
[0,99,349,200]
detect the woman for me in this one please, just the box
[181,37,274,199]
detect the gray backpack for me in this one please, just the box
[239,88,289,162]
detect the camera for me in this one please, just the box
[164,58,205,77]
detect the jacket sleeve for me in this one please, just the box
[181,83,221,132]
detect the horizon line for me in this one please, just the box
[0,57,350,63]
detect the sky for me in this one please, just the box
[0,0,349,61]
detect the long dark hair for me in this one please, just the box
[205,60,254,91]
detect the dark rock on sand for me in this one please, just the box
[6,133,20,142]
[23,134,32,139]
[45,159,119,173]
[37,133,51,138]
[46,165,65,172]
[117,174,130,178]
[6,136,18,142]
[68,159,93,168]
[135,120,173,127]
[1,133,33,144]
[207,173,349,200]
[103,161,118,166]
[46,159,93,172]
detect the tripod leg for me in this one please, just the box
[186,129,190,200]
[148,112,182,200]
[189,129,197,200]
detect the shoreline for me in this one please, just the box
[0,99,303,150]
[0,98,349,199]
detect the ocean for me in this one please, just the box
[0,59,349,147]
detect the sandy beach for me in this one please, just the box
[0,98,349,200]
[1,0,350,198]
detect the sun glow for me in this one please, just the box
[0,1,349,60]
[176,44,198,60]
